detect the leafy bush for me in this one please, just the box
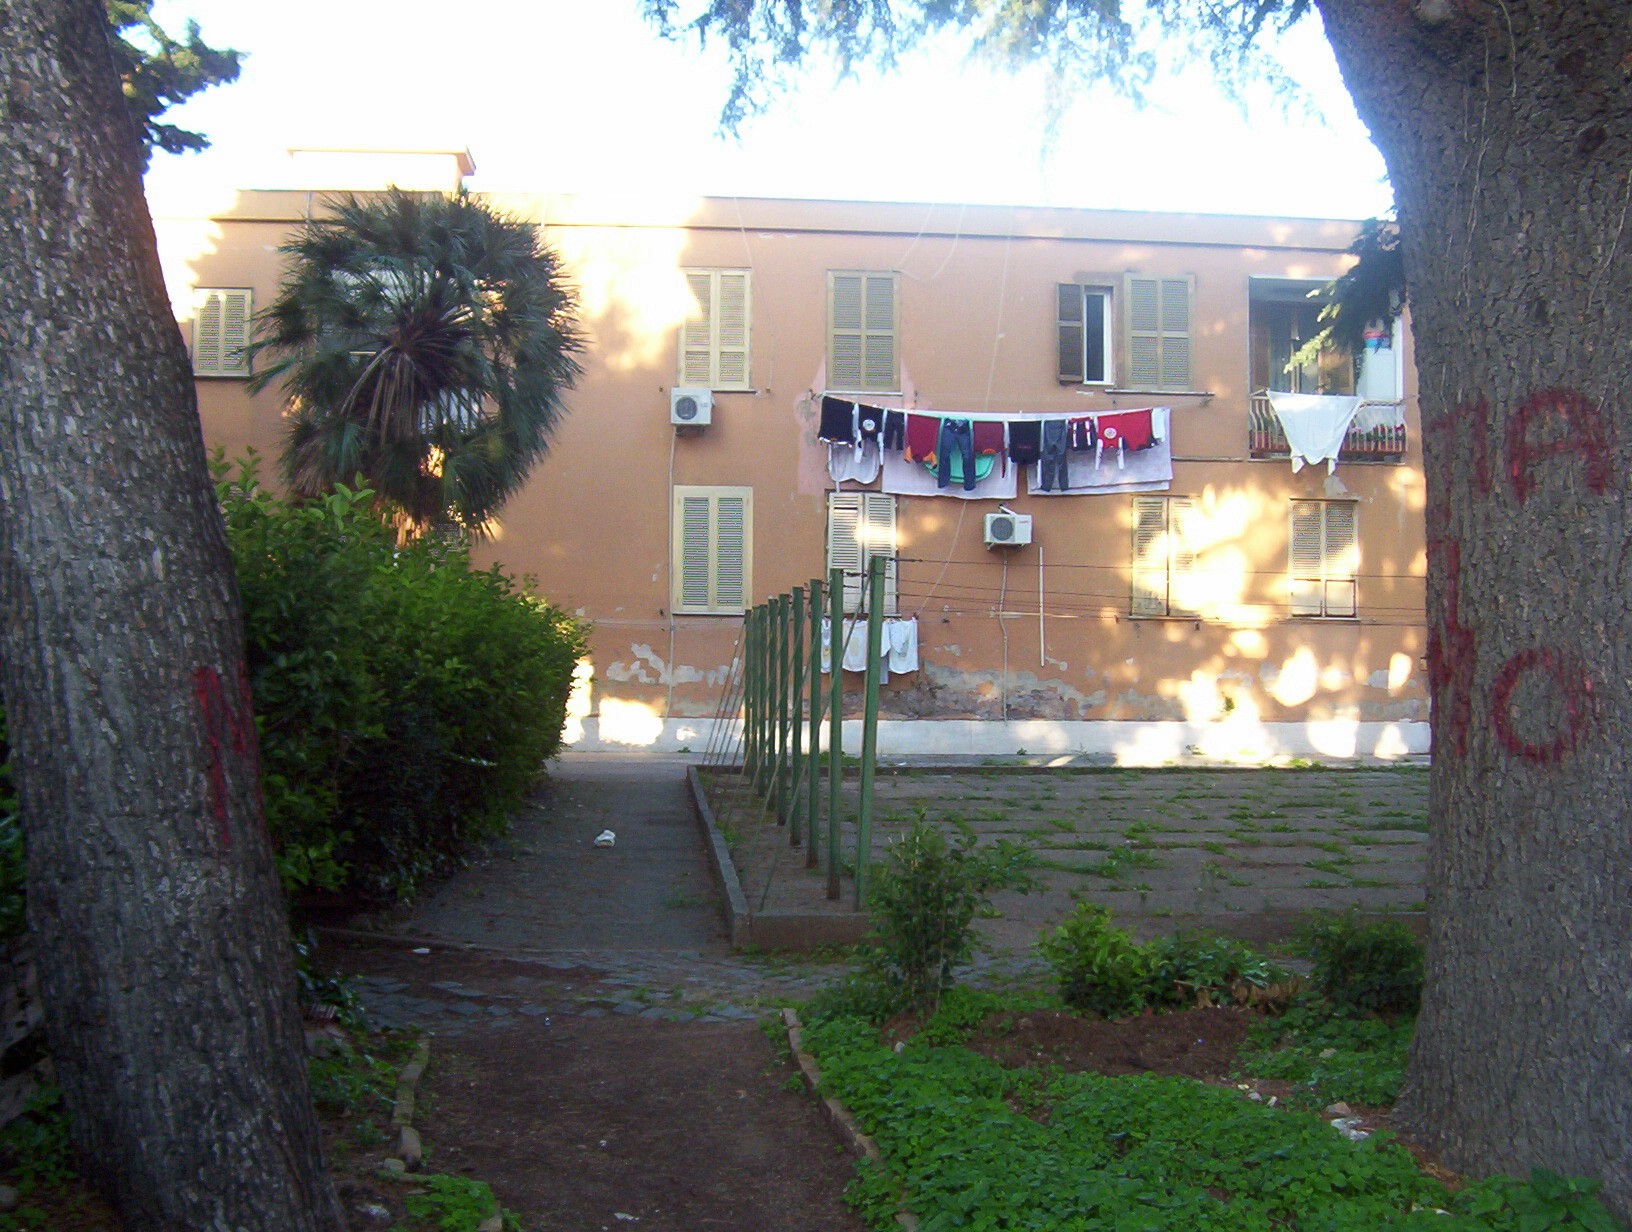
[1036,903,1153,1018]
[1296,911,1423,1015]
[1146,928,1289,1008]
[859,817,1034,1014]
[219,454,587,904]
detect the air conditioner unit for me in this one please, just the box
[670,387,714,427]
[983,512,1033,548]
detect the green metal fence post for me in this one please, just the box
[806,577,824,870]
[789,586,806,845]
[743,606,758,781]
[826,568,844,900]
[855,557,885,911]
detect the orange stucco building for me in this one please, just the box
[153,151,1426,762]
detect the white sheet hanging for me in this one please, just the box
[1265,392,1364,474]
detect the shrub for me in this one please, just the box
[1037,904,1153,1018]
[1296,911,1423,1015]
[860,816,1034,1014]
[1145,928,1290,1008]
[218,454,587,904]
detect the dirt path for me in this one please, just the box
[324,754,866,1232]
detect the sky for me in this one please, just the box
[143,0,1394,221]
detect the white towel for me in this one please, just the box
[1265,392,1364,474]
[886,618,919,673]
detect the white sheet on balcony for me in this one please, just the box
[1265,392,1365,474]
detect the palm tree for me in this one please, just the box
[251,188,583,531]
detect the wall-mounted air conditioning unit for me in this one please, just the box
[670,388,714,427]
[983,511,1033,548]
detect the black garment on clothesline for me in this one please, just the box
[818,396,856,443]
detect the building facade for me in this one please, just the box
[154,159,1427,762]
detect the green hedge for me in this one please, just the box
[220,455,587,903]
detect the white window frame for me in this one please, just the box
[679,268,752,390]
[1124,274,1193,391]
[827,492,898,616]
[827,271,899,393]
[191,287,253,378]
[1130,495,1200,618]
[1290,500,1358,618]
[1056,283,1115,385]
[672,486,752,615]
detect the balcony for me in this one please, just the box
[1248,393,1407,463]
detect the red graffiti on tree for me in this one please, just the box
[193,664,263,846]
[1504,388,1615,504]
[1490,648,1592,764]
[1426,536,1477,757]
[1419,388,1617,765]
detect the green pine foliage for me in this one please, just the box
[219,454,587,903]
[104,1,243,166]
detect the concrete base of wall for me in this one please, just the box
[684,766,870,952]
[576,717,1430,763]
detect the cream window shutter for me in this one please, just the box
[828,271,898,392]
[193,288,253,377]
[828,492,897,614]
[679,269,752,390]
[674,487,752,614]
[1130,496,1170,616]
[1323,502,1358,617]
[1168,497,1199,618]
[1289,501,1327,616]
[1124,275,1191,390]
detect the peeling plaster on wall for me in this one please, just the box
[604,643,704,686]
[881,664,1106,721]
[1322,473,1353,498]
[940,645,962,658]
[1111,689,1188,721]
[1366,669,1392,689]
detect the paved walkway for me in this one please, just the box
[328,754,844,1034]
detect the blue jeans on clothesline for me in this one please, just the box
[936,417,977,491]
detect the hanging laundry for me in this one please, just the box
[1039,418,1071,491]
[1008,419,1042,466]
[828,439,882,485]
[904,413,941,464]
[1265,392,1364,473]
[882,409,907,452]
[935,418,978,491]
[818,395,857,443]
[886,618,919,674]
[1094,408,1156,470]
[1066,415,1097,451]
[856,403,885,442]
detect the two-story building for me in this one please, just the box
[153,150,1427,762]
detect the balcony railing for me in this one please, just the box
[1248,393,1407,462]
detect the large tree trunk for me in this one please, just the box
[1318,1,1632,1216]
[0,3,344,1228]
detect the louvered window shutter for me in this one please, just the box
[681,271,715,386]
[1125,275,1192,390]
[1130,496,1170,616]
[829,272,897,392]
[1168,497,1199,618]
[1289,502,1327,616]
[1057,284,1085,383]
[1323,502,1358,617]
[827,493,866,612]
[193,288,252,377]
[674,487,752,614]
[863,492,899,616]
[717,271,750,388]
[714,492,749,610]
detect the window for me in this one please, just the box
[1249,279,1354,396]
[673,486,751,614]
[1130,496,1200,617]
[1124,274,1193,390]
[827,271,898,392]
[1290,500,1358,618]
[1056,284,1114,384]
[679,269,751,390]
[191,288,253,377]
[827,492,897,615]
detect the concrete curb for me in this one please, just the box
[686,766,870,952]
[781,1008,916,1232]
[380,1038,432,1179]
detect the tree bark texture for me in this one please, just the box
[1318,1,1632,1216]
[0,3,344,1228]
